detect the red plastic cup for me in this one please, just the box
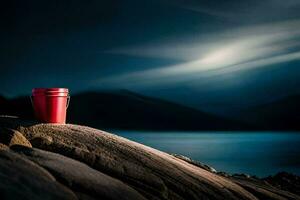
[31,88,70,124]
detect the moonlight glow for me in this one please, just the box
[201,47,238,66]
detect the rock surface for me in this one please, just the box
[172,153,217,173]
[0,116,299,200]
[0,127,32,147]
[12,145,145,200]
[263,172,300,196]
[0,150,77,200]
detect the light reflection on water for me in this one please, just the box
[113,131,300,177]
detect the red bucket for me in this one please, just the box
[31,88,70,124]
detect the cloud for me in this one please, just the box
[106,20,300,60]
[164,0,300,22]
[98,19,300,88]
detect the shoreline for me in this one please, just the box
[1,116,299,200]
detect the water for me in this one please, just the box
[113,131,300,177]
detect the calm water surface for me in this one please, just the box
[113,131,300,177]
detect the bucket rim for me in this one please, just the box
[32,88,69,94]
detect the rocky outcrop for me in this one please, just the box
[0,116,299,200]
[263,172,300,196]
[172,153,217,173]
[0,143,8,150]
[229,175,300,200]
[0,127,32,147]
[12,145,146,200]
[0,150,77,200]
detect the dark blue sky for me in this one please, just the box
[1,0,300,114]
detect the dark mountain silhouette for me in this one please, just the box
[0,95,34,118]
[67,90,247,130]
[0,90,246,130]
[238,95,300,130]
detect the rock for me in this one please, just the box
[11,145,146,200]
[233,174,251,179]
[16,123,259,200]
[217,171,230,177]
[9,131,32,147]
[230,175,300,200]
[30,135,53,146]
[263,172,300,196]
[172,153,218,173]
[0,150,77,200]
[0,127,32,147]
[0,143,9,150]
[1,116,300,200]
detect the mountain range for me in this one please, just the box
[0,90,299,130]
[237,94,300,130]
